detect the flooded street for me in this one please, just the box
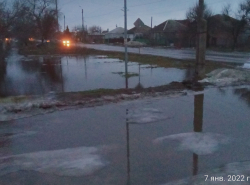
[0,86,250,184]
[0,49,188,97]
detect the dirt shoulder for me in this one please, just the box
[0,82,201,122]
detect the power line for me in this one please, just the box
[127,0,226,18]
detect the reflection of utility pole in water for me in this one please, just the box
[60,59,64,92]
[84,57,87,79]
[126,109,131,185]
[135,63,143,89]
[196,0,207,76]
[192,89,204,176]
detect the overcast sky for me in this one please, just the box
[7,0,241,31]
[58,0,241,31]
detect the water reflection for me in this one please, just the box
[193,90,204,176]
[125,66,205,183]
[126,109,131,185]
[0,51,189,97]
[234,87,250,106]
[134,64,144,89]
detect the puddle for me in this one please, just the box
[0,49,190,97]
[0,86,250,184]
[0,146,109,177]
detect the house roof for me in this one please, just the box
[152,20,187,33]
[134,18,145,27]
[127,25,151,34]
[102,31,109,34]
[107,27,124,34]
[128,18,151,34]
[175,19,190,27]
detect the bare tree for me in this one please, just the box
[0,0,24,38]
[186,2,213,21]
[186,2,213,48]
[88,25,102,34]
[222,3,247,50]
[24,0,57,43]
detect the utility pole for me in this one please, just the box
[151,17,152,29]
[124,0,128,89]
[196,0,207,66]
[55,0,58,31]
[64,15,65,31]
[82,9,84,30]
[82,9,84,42]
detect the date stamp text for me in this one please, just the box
[204,175,250,182]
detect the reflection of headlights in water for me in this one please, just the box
[67,44,70,47]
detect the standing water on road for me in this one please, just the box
[0,86,250,184]
[0,49,189,97]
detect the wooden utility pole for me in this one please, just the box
[196,0,207,65]
[124,0,128,89]
[82,9,84,30]
[55,0,59,31]
[151,17,153,29]
[64,15,65,31]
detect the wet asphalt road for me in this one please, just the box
[78,43,250,63]
[1,86,250,184]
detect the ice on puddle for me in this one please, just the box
[153,132,231,155]
[127,108,171,124]
[162,161,250,185]
[242,62,250,69]
[0,146,108,177]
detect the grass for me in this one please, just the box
[56,82,187,102]
[0,96,31,104]
[112,72,139,78]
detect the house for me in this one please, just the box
[87,31,105,43]
[207,14,250,48]
[104,27,124,39]
[104,27,129,43]
[151,20,188,47]
[127,18,151,42]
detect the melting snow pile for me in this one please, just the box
[127,41,146,46]
[0,146,108,177]
[242,62,250,69]
[200,68,250,85]
[127,108,172,124]
[153,132,231,155]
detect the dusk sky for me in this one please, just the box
[59,0,241,32]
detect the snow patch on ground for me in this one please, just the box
[0,146,108,177]
[127,41,146,46]
[200,68,250,85]
[0,91,186,121]
[242,63,250,69]
[127,108,172,124]
[95,55,108,59]
[162,161,250,185]
[153,132,231,155]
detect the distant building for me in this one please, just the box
[104,27,124,39]
[127,18,151,42]
[151,20,188,47]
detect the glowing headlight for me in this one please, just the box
[67,41,70,44]
[63,41,66,43]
